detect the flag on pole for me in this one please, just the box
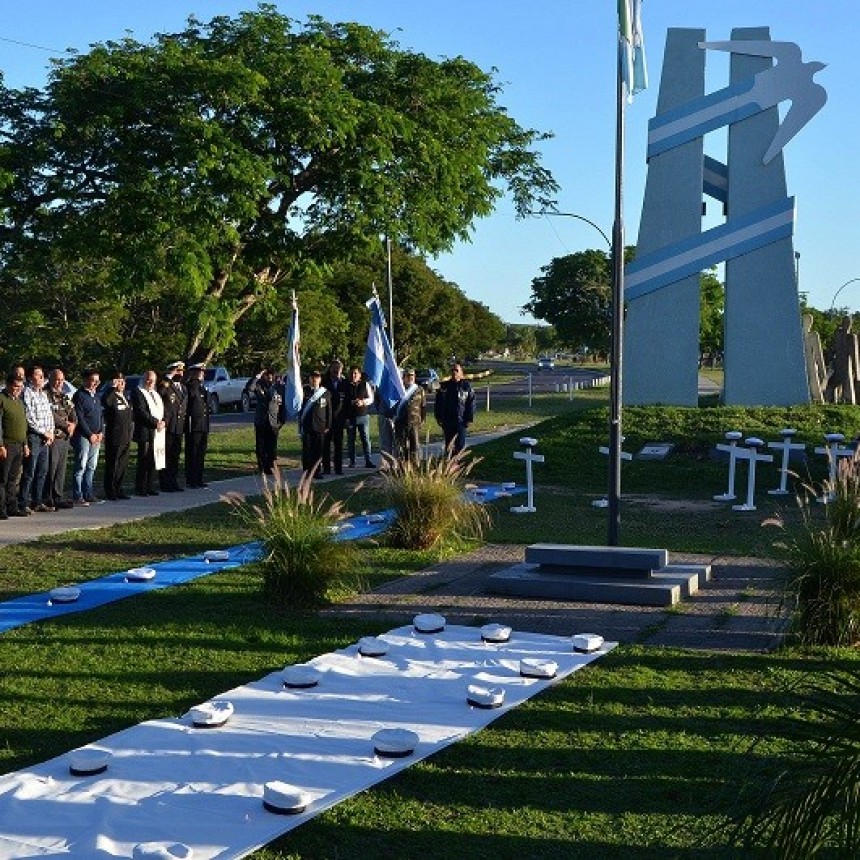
[619,0,648,100]
[363,293,405,415]
[283,293,302,418]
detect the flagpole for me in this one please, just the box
[608,18,626,547]
[385,236,394,353]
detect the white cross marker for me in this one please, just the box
[511,437,545,514]
[767,428,806,496]
[714,431,744,501]
[732,438,774,512]
[814,432,854,503]
[593,441,633,508]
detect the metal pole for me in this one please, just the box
[607,32,626,547]
[386,236,394,352]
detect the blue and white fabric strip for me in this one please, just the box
[625,197,795,300]
[0,487,524,634]
[702,155,728,204]
[0,543,261,634]
[648,77,757,159]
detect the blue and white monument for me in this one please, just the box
[624,27,827,406]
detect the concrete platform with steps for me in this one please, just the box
[487,544,711,607]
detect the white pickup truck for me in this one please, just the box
[203,366,253,413]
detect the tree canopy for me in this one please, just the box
[0,5,556,371]
[524,249,725,357]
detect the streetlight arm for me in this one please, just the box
[829,278,860,312]
[529,210,612,250]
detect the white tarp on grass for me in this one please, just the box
[0,625,615,858]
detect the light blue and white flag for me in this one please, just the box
[619,0,648,101]
[283,295,302,418]
[364,294,405,415]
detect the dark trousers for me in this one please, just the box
[302,431,325,477]
[103,437,131,499]
[0,442,24,515]
[443,423,468,456]
[135,439,158,494]
[255,424,279,475]
[185,431,208,486]
[47,437,71,504]
[322,422,345,474]
[19,432,50,508]
[347,416,373,466]
[160,432,183,490]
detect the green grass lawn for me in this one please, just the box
[1,397,858,857]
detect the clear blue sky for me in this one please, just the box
[2,1,855,324]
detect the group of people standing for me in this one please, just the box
[293,360,476,480]
[0,361,211,518]
[0,356,478,518]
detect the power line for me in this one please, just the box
[0,34,66,54]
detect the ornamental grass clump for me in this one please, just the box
[769,451,860,646]
[379,450,490,551]
[224,468,356,608]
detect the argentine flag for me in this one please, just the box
[619,0,648,101]
[283,297,302,418]
[364,295,405,415]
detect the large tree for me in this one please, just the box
[525,249,724,357]
[0,5,556,367]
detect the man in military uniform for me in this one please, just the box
[299,369,331,479]
[434,362,475,456]
[252,368,284,475]
[159,361,188,491]
[101,370,133,500]
[46,368,77,509]
[184,363,211,488]
[394,369,426,467]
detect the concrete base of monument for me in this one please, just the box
[486,544,711,608]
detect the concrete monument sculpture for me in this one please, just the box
[624,28,827,406]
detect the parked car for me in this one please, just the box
[203,366,252,413]
[537,356,555,370]
[416,368,440,391]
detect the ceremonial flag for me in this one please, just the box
[283,294,302,418]
[619,0,648,100]
[363,294,405,415]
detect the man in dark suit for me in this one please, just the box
[299,369,331,479]
[322,359,348,475]
[101,370,133,500]
[158,360,188,491]
[184,363,211,488]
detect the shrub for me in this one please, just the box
[733,668,860,858]
[378,450,490,550]
[224,469,356,607]
[769,453,860,646]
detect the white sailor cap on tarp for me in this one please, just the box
[572,633,605,653]
[132,843,193,860]
[372,727,419,758]
[282,664,322,689]
[69,746,112,776]
[188,699,233,727]
[519,657,558,679]
[413,612,446,634]
[263,781,311,815]
[467,683,505,709]
[358,636,388,657]
[480,623,512,644]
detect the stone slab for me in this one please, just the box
[662,562,712,583]
[525,544,668,574]
[487,564,682,607]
